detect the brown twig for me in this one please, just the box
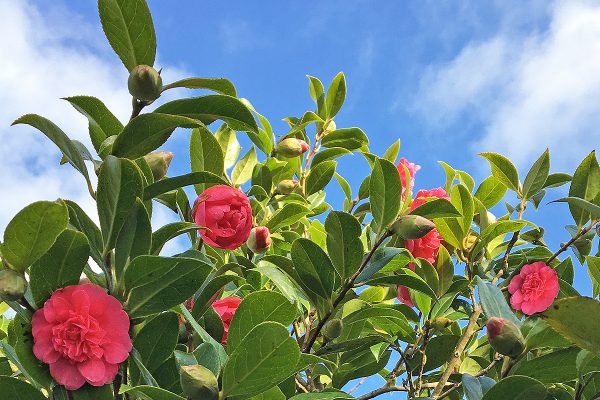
[416,324,431,392]
[492,205,525,284]
[546,220,598,264]
[129,97,146,120]
[302,232,391,353]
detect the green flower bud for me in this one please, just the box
[143,151,174,181]
[128,65,163,102]
[276,179,299,195]
[324,318,343,340]
[390,215,435,240]
[246,226,272,254]
[0,269,27,301]
[323,120,336,135]
[180,365,219,400]
[276,138,309,158]
[429,317,453,332]
[486,317,525,359]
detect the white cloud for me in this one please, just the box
[413,0,600,169]
[0,0,185,254]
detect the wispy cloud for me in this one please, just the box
[411,0,600,169]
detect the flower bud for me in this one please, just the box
[0,269,27,301]
[462,232,478,252]
[486,317,525,358]
[128,65,163,102]
[324,318,343,340]
[323,120,336,135]
[276,138,309,158]
[390,215,435,240]
[429,316,453,332]
[143,151,173,181]
[246,226,272,254]
[180,365,219,400]
[276,179,299,195]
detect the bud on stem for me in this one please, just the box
[390,215,435,240]
[276,179,299,195]
[276,138,309,158]
[128,65,163,102]
[143,151,174,181]
[0,269,27,301]
[180,365,219,400]
[246,226,272,254]
[486,317,525,359]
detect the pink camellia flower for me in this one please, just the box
[508,261,559,315]
[410,188,449,211]
[31,284,132,390]
[193,185,253,250]
[212,296,242,344]
[396,158,421,199]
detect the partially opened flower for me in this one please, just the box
[32,284,132,390]
[212,296,241,344]
[508,261,559,315]
[396,158,421,199]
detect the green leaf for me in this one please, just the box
[522,149,550,199]
[215,124,241,169]
[72,384,114,400]
[542,296,600,356]
[190,126,224,193]
[29,229,89,306]
[552,197,600,219]
[162,77,237,96]
[325,72,346,118]
[325,211,364,279]
[543,172,572,189]
[222,321,301,397]
[12,114,93,190]
[0,376,46,400]
[7,315,52,388]
[311,148,352,167]
[115,199,151,282]
[307,75,326,117]
[143,172,228,200]
[370,158,401,233]
[291,238,337,300]
[97,0,156,71]
[232,147,258,185]
[471,220,529,258]
[97,156,144,252]
[65,200,104,266]
[289,390,353,399]
[480,152,520,193]
[112,113,200,159]
[151,222,200,255]
[476,276,521,325]
[124,255,212,318]
[306,160,336,196]
[227,291,296,353]
[568,151,600,226]
[366,271,436,299]
[63,96,123,151]
[154,95,258,133]
[320,128,368,151]
[409,198,462,219]
[132,312,179,379]
[475,176,507,209]
[121,386,185,400]
[265,203,311,233]
[2,200,68,272]
[481,376,547,400]
[383,139,401,163]
[514,347,600,383]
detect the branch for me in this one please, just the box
[432,304,482,397]
[357,382,455,400]
[437,357,501,399]
[546,220,598,264]
[129,97,146,120]
[302,232,391,353]
[492,204,525,284]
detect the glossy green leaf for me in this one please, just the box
[325,72,346,118]
[409,198,462,219]
[311,147,352,167]
[124,255,213,318]
[121,386,184,400]
[65,200,104,266]
[306,160,336,196]
[552,197,600,219]
[143,172,228,200]
[112,113,199,159]
[215,124,241,169]
[320,128,368,151]
[291,238,337,300]
[227,291,296,353]
[370,158,401,233]
[265,204,311,233]
[72,384,114,400]
[480,152,520,193]
[97,156,144,252]
[154,95,258,133]
[115,199,151,282]
[289,390,353,399]
[190,126,224,193]
[63,96,123,151]
[132,312,179,379]
[543,172,572,189]
[29,229,89,306]
[98,0,156,71]
[567,151,600,226]
[481,376,547,400]
[514,347,600,383]
[232,147,258,185]
[2,200,68,272]
[325,211,364,279]
[475,176,507,209]
[522,149,550,199]
[0,376,46,400]
[162,77,236,96]
[476,276,521,325]
[151,222,200,255]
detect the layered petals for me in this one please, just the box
[508,261,559,315]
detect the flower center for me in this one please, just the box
[522,272,545,299]
[51,311,107,362]
[217,203,245,231]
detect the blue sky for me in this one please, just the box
[1,0,599,397]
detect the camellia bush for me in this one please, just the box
[1,1,600,400]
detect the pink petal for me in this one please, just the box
[397,286,415,307]
[50,358,86,390]
[33,339,60,364]
[70,288,91,315]
[102,341,130,364]
[510,290,523,310]
[521,301,537,315]
[77,358,106,384]
[508,275,523,294]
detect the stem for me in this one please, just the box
[302,232,391,353]
[130,98,146,120]
[436,357,500,399]
[432,304,482,397]
[546,220,598,264]
[492,204,525,284]
[416,324,431,392]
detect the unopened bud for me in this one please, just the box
[180,365,219,400]
[462,233,478,252]
[276,179,299,195]
[128,65,163,102]
[143,151,173,181]
[276,138,309,158]
[247,226,271,254]
[323,120,336,135]
[390,215,435,240]
[324,318,343,339]
[429,317,453,332]
[0,269,27,301]
[486,317,525,358]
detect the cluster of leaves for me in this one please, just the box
[0,1,600,399]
